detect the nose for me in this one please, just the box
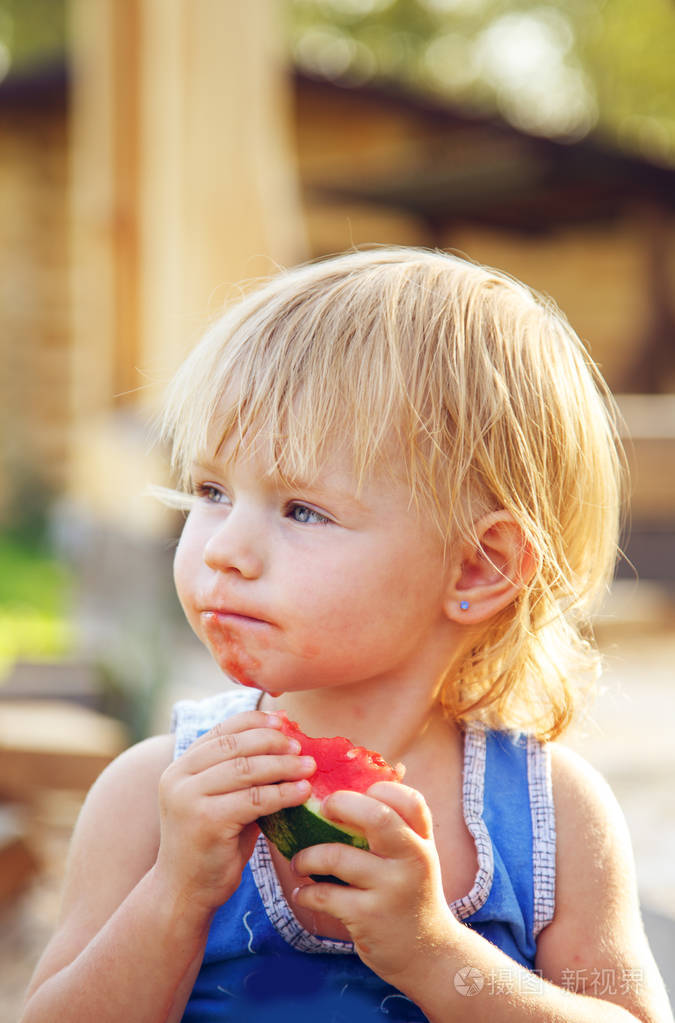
[203,507,264,579]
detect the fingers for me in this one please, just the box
[173,712,314,789]
[200,749,316,796]
[366,781,433,840]
[186,711,297,771]
[291,785,434,892]
[319,784,433,855]
[161,710,316,826]
[290,825,435,927]
[228,776,313,823]
[293,841,373,890]
[162,768,313,838]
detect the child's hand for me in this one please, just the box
[290,782,457,983]
[154,710,315,923]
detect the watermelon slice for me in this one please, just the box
[258,713,399,884]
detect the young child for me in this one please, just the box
[22,248,672,1023]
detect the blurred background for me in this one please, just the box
[0,0,674,1015]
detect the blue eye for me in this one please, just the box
[289,504,330,525]
[193,483,227,504]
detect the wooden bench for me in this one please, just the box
[0,699,129,802]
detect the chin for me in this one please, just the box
[232,677,285,698]
[230,676,262,691]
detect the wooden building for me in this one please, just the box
[0,65,70,520]
[0,12,674,571]
[294,72,675,396]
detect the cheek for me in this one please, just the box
[172,525,202,619]
[298,550,398,626]
[322,541,445,626]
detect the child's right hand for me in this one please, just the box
[154,710,314,922]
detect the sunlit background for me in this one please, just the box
[0,0,674,1013]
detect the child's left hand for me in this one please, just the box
[290,781,457,983]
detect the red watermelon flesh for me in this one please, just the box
[279,712,398,799]
[257,712,399,883]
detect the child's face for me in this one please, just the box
[173,434,458,699]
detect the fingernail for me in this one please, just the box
[288,738,302,753]
[266,714,282,727]
[299,756,315,770]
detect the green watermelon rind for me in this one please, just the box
[258,795,368,885]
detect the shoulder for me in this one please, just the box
[63,733,174,907]
[548,741,631,852]
[73,732,175,853]
[67,732,175,880]
[537,743,672,1020]
[546,742,637,925]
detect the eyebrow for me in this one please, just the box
[190,457,225,477]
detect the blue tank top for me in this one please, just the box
[171,689,556,1022]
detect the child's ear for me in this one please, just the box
[444,510,537,624]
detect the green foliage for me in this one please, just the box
[0,608,73,671]
[0,0,66,73]
[0,533,73,676]
[0,534,168,742]
[289,0,675,159]
[0,534,70,614]
[2,0,674,158]
[579,0,675,159]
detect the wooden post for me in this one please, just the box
[138,0,308,390]
[68,0,307,531]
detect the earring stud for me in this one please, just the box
[459,600,470,611]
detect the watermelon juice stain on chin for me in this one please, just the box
[201,611,262,689]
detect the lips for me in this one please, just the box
[201,608,272,628]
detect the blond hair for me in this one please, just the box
[159,247,626,740]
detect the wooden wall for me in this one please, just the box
[66,0,307,534]
[0,86,69,522]
[1,20,673,535]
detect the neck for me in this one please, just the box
[260,672,454,767]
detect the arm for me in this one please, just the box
[21,711,316,1023]
[291,750,673,1023]
[533,743,672,1022]
[21,734,203,1023]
